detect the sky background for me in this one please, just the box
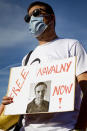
[0,0,87,103]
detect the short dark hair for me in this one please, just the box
[35,82,47,91]
[27,1,55,26]
[27,1,54,15]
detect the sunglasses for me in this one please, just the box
[24,8,49,23]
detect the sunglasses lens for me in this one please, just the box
[24,14,30,23]
[33,9,40,17]
[24,9,47,23]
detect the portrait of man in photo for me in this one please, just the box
[26,82,49,113]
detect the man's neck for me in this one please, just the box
[35,99,43,106]
[37,28,58,45]
[39,34,58,45]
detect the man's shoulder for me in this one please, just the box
[43,100,49,106]
[22,50,33,66]
[26,99,35,113]
[56,38,78,43]
[55,38,80,49]
[27,99,35,108]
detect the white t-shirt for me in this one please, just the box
[21,38,87,131]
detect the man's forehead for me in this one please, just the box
[28,5,46,14]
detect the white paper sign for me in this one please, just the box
[4,57,76,115]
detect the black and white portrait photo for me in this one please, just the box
[26,81,51,114]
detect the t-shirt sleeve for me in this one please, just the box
[70,40,87,76]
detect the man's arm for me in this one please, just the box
[0,104,5,115]
[77,71,87,92]
[76,71,87,129]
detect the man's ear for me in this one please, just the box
[43,14,55,25]
[47,14,55,22]
[51,14,55,21]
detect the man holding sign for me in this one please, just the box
[1,1,87,131]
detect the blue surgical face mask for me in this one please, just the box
[29,15,48,37]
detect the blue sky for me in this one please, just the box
[0,0,87,103]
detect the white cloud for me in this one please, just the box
[0,27,30,47]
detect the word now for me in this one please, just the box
[37,61,72,76]
[9,69,29,98]
[52,83,73,96]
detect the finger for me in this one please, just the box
[2,96,13,105]
[2,99,13,105]
[2,96,13,101]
